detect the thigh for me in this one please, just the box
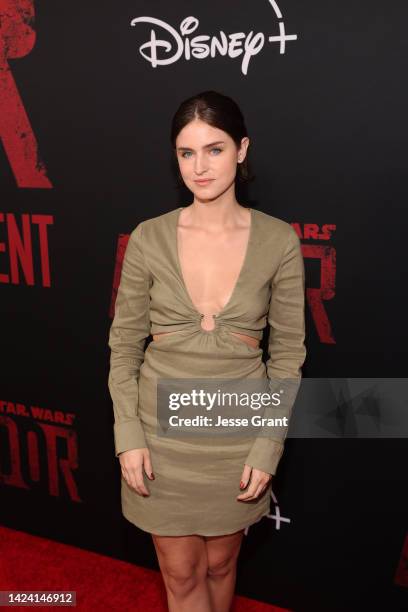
[205,529,245,573]
[152,533,208,577]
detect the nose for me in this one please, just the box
[194,152,208,175]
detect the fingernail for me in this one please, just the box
[150,473,155,480]
[240,481,245,489]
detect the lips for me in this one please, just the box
[194,179,214,185]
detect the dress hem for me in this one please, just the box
[121,506,270,537]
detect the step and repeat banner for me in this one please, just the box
[1,2,407,610]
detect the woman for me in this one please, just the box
[108,90,307,611]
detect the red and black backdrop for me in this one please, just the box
[1,2,407,611]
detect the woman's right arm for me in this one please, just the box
[108,221,151,457]
[108,221,155,495]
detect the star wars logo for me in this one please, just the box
[0,400,81,501]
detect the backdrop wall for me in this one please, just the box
[1,2,407,610]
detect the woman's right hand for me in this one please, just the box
[119,448,155,496]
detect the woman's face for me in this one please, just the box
[175,118,249,200]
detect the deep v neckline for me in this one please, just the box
[174,206,254,318]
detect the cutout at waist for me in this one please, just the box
[152,330,260,349]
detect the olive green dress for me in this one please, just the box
[108,206,306,536]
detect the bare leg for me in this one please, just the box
[205,529,245,612]
[152,533,212,612]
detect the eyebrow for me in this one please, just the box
[176,141,225,152]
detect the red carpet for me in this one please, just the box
[0,526,290,611]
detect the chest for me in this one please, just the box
[177,224,251,315]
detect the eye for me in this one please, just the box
[180,147,222,159]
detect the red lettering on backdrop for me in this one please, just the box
[0,414,81,502]
[0,0,52,187]
[292,223,336,345]
[302,243,336,344]
[394,532,408,587]
[0,212,53,285]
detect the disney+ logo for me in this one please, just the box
[130,1,298,76]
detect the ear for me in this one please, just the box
[238,137,250,162]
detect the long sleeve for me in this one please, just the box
[108,222,151,457]
[244,226,307,475]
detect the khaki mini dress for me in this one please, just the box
[108,206,306,536]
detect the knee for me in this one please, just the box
[163,559,208,596]
[207,553,237,579]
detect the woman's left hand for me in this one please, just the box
[236,464,272,501]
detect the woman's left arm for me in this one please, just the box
[244,225,307,476]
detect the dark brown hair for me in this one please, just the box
[170,90,255,184]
